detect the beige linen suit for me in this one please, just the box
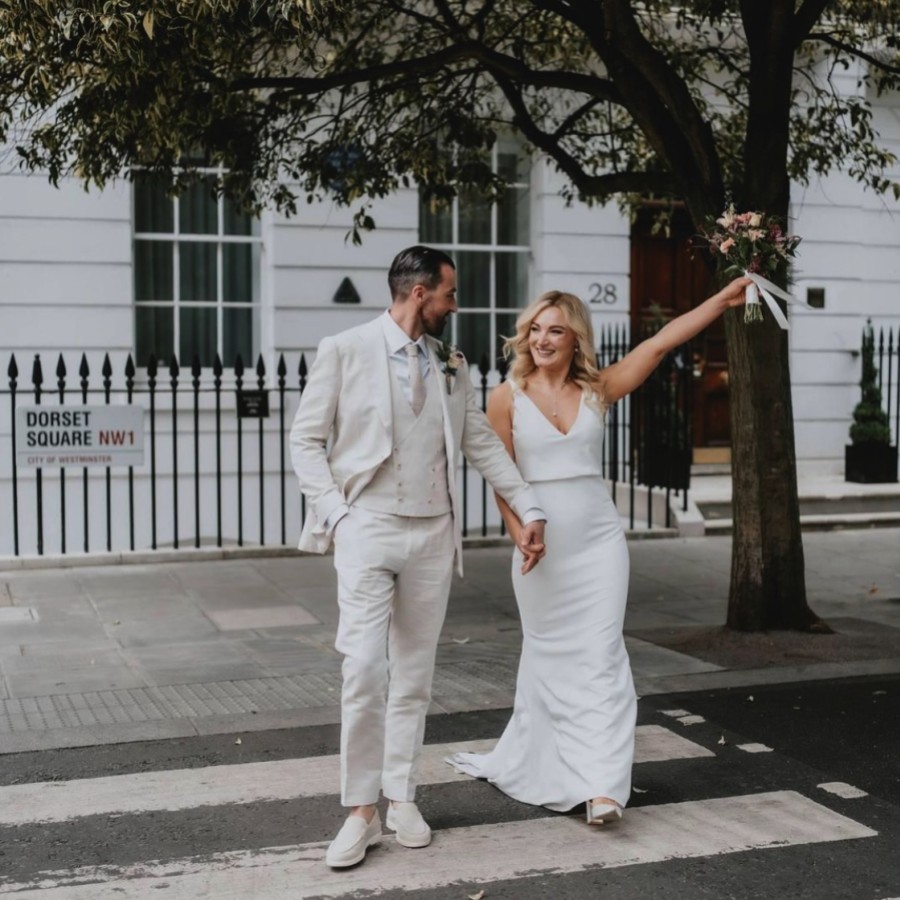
[290,315,540,804]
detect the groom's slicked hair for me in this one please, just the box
[388,245,455,300]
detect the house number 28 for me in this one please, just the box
[589,283,619,304]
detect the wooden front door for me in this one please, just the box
[630,207,731,453]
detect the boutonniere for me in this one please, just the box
[436,342,465,395]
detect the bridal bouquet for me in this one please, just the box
[703,206,802,324]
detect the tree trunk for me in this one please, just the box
[723,299,822,631]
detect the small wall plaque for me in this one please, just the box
[237,390,270,418]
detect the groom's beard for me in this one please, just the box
[423,314,452,338]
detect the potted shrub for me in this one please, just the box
[845,320,898,483]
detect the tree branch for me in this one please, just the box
[229,40,619,103]
[806,31,900,77]
[491,69,675,200]
[792,0,831,46]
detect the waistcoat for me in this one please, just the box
[354,357,452,517]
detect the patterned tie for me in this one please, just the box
[405,342,425,416]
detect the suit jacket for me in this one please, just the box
[289,315,541,575]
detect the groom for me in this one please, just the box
[290,245,547,868]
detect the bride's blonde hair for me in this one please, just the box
[503,290,603,401]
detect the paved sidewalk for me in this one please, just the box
[1,529,899,754]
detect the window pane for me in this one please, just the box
[496,252,529,309]
[223,306,255,368]
[180,306,217,367]
[134,174,174,233]
[135,240,174,301]
[497,145,529,184]
[179,177,218,235]
[223,244,254,303]
[179,242,217,303]
[456,250,491,311]
[455,312,491,371]
[498,187,529,246]
[136,305,174,367]
[419,193,452,244]
[458,189,492,245]
[224,197,253,236]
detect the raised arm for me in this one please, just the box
[598,276,751,405]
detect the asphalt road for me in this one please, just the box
[1,675,899,899]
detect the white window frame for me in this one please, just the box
[132,167,264,369]
[419,143,532,370]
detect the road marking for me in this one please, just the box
[661,708,692,717]
[818,782,869,799]
[737,743,773,753]
[0,791,875,898]
[676,715,706,725]
[0,725,711,826]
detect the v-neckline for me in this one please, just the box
[518,389,584,437]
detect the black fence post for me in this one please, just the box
[125,354,136,551]
[169,355,180,550]
[56,354,67,554]
[278,354,287,545]
[235,354,244,547]
[79,354,90,553]
[213,354,223,548]
[192,354,202,549]
[479,353,490,537]
[8,355,19,557]
[32,354,44,556]
[298,354,308,522]
[102,354,113,552]
[147,354,158,550]
[257,354,266,547]
[497,356,508,537]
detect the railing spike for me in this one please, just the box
[277,353,287,378]
[7,353,18,380]
[56,354,67,378]
[79,353,90,379]
[32,354,43,387]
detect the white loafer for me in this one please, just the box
[386,801,432,848]
[325,810,382,868]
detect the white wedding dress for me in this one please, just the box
[449,386,637,811]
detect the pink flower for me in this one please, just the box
[719,237,735,253]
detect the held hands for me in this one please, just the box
[517,520,547,575]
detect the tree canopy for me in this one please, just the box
[1,0,898,233]
[2,0,899,632]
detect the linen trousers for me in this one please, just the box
[332,505,455,806]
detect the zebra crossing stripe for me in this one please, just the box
[0,791,876,898]
[0,724,711,827]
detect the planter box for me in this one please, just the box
[845,442,899,484]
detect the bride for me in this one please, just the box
[449,276,749,824]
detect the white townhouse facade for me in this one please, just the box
[1,84,899,558]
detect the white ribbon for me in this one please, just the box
[744,271,813,330]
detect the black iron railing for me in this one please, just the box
[865,322,900,446]
[1,334,692,558]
